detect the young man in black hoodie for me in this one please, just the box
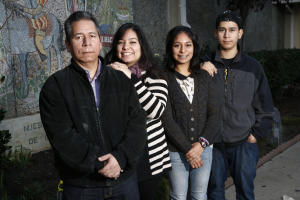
[201,10,274,200]
[39,11,146,200]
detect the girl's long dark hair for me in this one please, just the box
[104,23,165,78]
[164,26,200,72]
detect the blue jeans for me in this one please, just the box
[168,146,213,200]
[207,141,259,200]
[63,173,139,200]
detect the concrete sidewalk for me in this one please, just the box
[225,135,300,200]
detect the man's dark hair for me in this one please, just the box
[164,26,200,72]
[216,10,243,29]
[104,23,155,71]
[64,11,100,44]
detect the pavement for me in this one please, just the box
[225,134,300,200]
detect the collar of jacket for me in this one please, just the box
[70,56,105,78]
[174,70,192,80]
[214,46,242,64]
[171,68,202,80]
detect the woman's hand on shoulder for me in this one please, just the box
[200,61,217,77]
[110,62,132,78]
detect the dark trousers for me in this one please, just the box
[208,141,259,200]
[63,173,140,200]
[138,175,162,200]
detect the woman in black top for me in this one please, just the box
[162,26,221,200]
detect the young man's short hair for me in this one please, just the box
[216,10,243,29]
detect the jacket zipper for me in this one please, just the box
[224,66,229,93]
[82,73,108,153]
[222,66,229,143]
[96,106,108,152]
[96,75,108,153]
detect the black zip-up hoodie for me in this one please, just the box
[39,59,147,187]
[203,49,274,144]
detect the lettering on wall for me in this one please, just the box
[100,34,114,47]
[24,121,43,132]
[0,114,51,153]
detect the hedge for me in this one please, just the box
[247,49,300,100]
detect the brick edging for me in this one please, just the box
[225,134,300,189]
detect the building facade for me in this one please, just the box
[0,0,299,153]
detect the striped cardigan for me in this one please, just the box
[131,74,171,180]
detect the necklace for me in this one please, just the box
[177,77,194,104]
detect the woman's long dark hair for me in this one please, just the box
[104,23,156,72]
[164,26,200,72]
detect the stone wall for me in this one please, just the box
[132,0,169,57]
[187,0,283,52]
[187,0,224,51]
[242,1,282,51]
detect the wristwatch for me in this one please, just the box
[198,137,209,148]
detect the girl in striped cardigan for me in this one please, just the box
[104,23,171,200]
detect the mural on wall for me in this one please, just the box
[0,0,133,119]
[0,0,64,118]
[64,0,133,54]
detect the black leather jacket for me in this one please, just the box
[39,59,146,187]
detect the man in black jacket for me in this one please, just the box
[201,11,274,200]
[39,11,146,200]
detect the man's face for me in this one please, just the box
[65,19,102,67]
[215,21,243,51]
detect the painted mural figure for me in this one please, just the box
[65,0,86,14]
[14,0,50,60]
[0,0,64,96]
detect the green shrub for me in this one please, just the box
[248,49,300,100]
[6,148,32,170]
[281,116,300,126]
[0,130,11,158]
[0,109,11,199]
[155,176,170,200]
[0,109,11,169]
